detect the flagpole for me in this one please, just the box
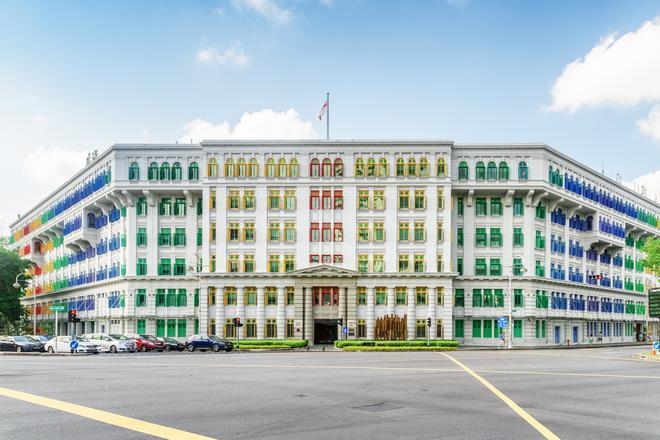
[326,92,329,140]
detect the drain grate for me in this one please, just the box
[352,402,401,412]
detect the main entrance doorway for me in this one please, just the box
[314,320,338,344]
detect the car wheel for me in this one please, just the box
[225,347,233,352]
[187,345,195,352]
[141,346,147,352]
[16,346,21,353]
[110,345,117,353]
[165,345,172,352]
[47,346,54,353]
[212,344,220,352]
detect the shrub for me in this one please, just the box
[342,346,458,352]
[237,345,292,350]
[335,340,458,348]
[229,339,308,348]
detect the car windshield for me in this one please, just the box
[109,334,128,340]
[13,336,28,342]
[78,337,91,342]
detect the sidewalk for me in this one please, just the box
[458,341,650,351]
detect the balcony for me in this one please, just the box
[63,226,98,250]
[583,229,625,249]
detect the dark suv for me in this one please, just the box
[185,335,233,352]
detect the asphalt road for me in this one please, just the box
[0,346,658,440]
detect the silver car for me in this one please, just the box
[45,336,100,354]
[80,333,136,353]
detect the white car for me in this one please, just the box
[80,333,135,353]
[45,336,100,354]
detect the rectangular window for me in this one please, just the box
[173,258,186,275]
[334,190,344,209]
[375,287,387,305]
[415,287,427,305]
[398,254,410,272]
[246,318,256,338]
[166,289,177,307]
[243,254,255,273]
[490,258,502,276]
[209,190,216,209]
[457,227,463,246]
[357,287,366,305]
[398,190,410,209]
[136,227,147,246]
[514,289,523,308]
[357,320,366,338]
[286,319,294,338]
[437,222,444,243]
[243,190,255,210]
[228,222,240,242]
[266,319,277,338]
[269,222,281,242]
[136,258,147,276]
[322,223,332,242]
[416,320,427,339]
[513,227,524,247]
[472,289,483,307]
[245,287,257,305]
[414,254,425,273]
[436,320,443,338]
[284,189,296,210]
[494,289,504,307]
[284,222,296,242]
[414,189,426,209]
[158,228,172,246]
[268,189,281,209]
[475,258,487,276]
[483,319,493,338]
[454,289,464,307]
[475,227,487,246]
[268,255,280,273]
[398,221,410,241]
[225,319,235,338]
[173,198,186,216]
[266,287,277,305]
[158,258,171,276]
[535,202,546,220]
[373,254,384,273]
[156,319,166,337]
[173,228,186,246]
[437,254,443,272]
[437,188,445,210]
[137,197,147,216]
[334,223,343,242]
[358,222,370,242]
[177,289,187,307]
[159,198,172,216]
[208,287,216,306]
[414,221,425,241]
[514,319,523,338]
[244,222,255,242]
[135,289,147,307]
[310,223,320,242]
[373,222,384,241]
[475,198,487,216]
[490,198,502,216]
[483,289,493,307]
[513,197,524,216]
[457,257,463,275]
[310,189,320,210]
[373,190,385,210]
[322,190,332,210]
[457,197,464,216]
[286,287,295,305]
[228,190,240,209]
[357,190,370,210]
[455,319,464,338]
[472,319,482,338]
[137,319,146,334]
[490,228,502,247]
[227,255,240,273]
[358,254,369,273]
[396,287,407,305]
[156,289,166,307]
[284,254,295,272]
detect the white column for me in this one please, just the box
[215,286,224,337]
[277,286,285,339]
[366,286,375,339]
[236,286,245,338]
[199,285,209,336]
[256,286,265,339]
[407,286,416,340]
[386,286,395,315]
[429,287,437,339]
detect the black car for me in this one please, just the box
[4,336,44,352]
[158,337,185,352]
[185,335,233,352]
[0,337,19,352]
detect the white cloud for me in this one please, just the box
[625,169,660,202]
[550,17,660,112]
[231,0,292,26]
[320,0,333,6]
[636,104,660,141]
[196,45,250,66]
[23,147,87,185]
[32,115,48,124]
[180,108,318,143]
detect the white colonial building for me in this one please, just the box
[9,141,659,345]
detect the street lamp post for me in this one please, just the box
[13,271,34,334]
[188,252,204,335]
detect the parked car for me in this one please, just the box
[140,334,164,352]
[185,335,233,352]
[3,336,44,352]
[28,335,51,345]
[124,334,156,352]
[0,337,19,352]
[158,337,185,352]
[45,336,100,354]
[80,333,135,353]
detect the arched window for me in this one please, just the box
[237,158,247,177]
[278,158,287,177]
[171,162,182,180]
[225,158,235,177]
[289,158,299,177]
[148,162,159,180]
[498,161,509,180]
[354,157,364,177]
[458,161,469,180]
[378,158,388,177]
[248,158,258,177]
[266,158,277,177]
[486,161,497,180]
[188,162,199,180]
[333,158,343,177]
[436,157,446,177]
[310,158,320,177]
[160,162,170,180]
[419,157,429,177]
[475,161,485,180]
[207,158,218,177]
[128,162,140,180]
[87,212,96,228]
[407,157,417,177]
[396,157,406,176]
[366,158,376,177]
[322,158,332,177]
[518,161,528,180]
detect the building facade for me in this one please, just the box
[9,141,659,345]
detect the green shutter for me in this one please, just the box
[137,319,146,334]
[178,319,187,337]
[167,320,176,337]
[156,319,166,337]
[454,319,464,338]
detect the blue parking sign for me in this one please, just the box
[69,340,79,350]
[497,317,508,329]
[653,341,660,350]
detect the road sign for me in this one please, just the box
[50,304,67,312]
[69,340,79,350]
[497,317,508,329]
[650,288,660,318]
[653,341,660,350]
[343,326,349,335]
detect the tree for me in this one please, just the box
[0,239,30,334]
[643,237,660,276]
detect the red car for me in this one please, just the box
[125,334,157,352]
[140,334,165,352]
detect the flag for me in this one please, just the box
[318,100,328,121]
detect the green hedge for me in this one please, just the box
[229,339,308,348]
[342,346,458,352]
[236,345,293,350]
[335,340,459,348]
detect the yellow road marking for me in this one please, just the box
[0,387,216,440]
[477,369,660,380]
[441,353,560,440]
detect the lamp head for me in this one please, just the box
[12,282,20,289]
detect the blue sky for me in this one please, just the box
[1,0,659,231]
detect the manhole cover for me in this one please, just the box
[352,402,401,412]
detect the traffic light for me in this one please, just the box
[427,317,431,327]
[232,317,243,327]
[68,310,79,323]
[337,317,343,327]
